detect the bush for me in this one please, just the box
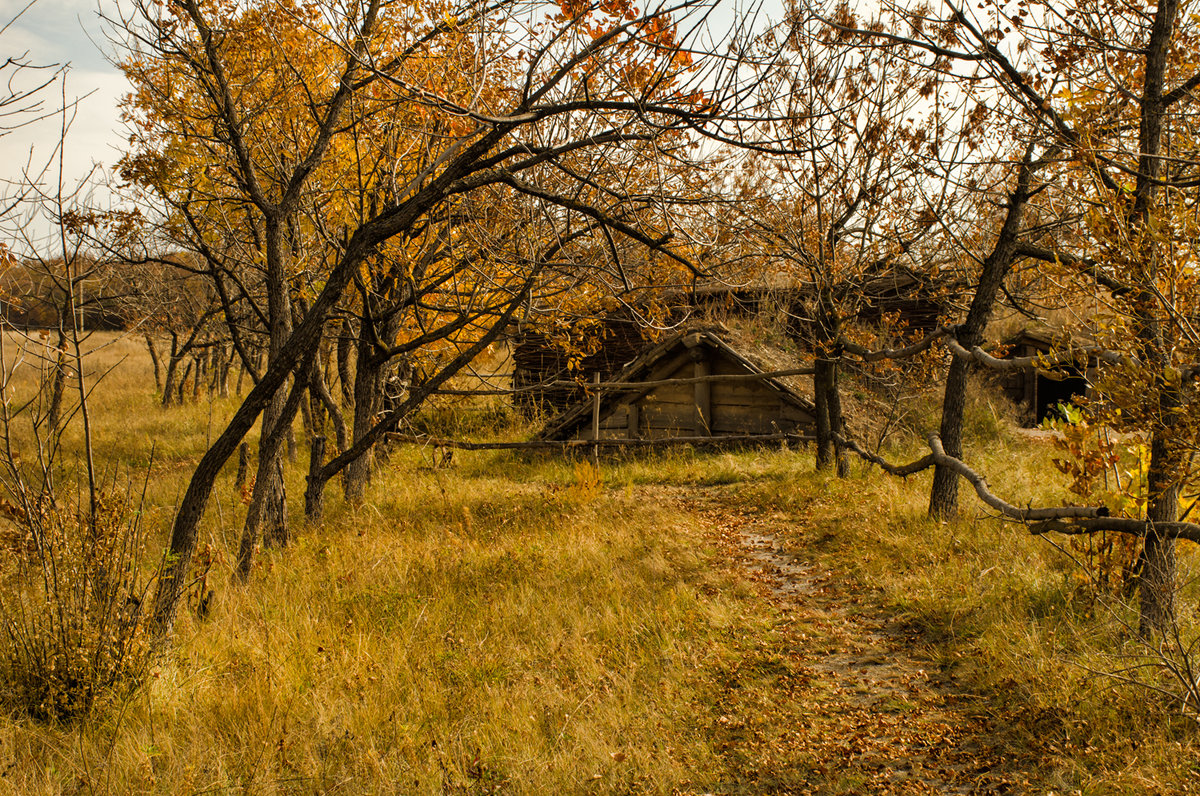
[0,490,160,721]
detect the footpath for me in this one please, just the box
[667,485,1040,795]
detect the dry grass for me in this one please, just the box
[736,433,1200,793]
[0,333,1197,793]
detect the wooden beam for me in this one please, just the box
[385,433,815,451]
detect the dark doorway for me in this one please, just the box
[1036,368,1089,422]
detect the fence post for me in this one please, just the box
[592,372,601,466]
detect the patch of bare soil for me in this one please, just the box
[658,485,1045,795]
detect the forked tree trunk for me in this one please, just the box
[236,219,295,572]
[305,436,326,521]
[344,349,384,502]
[813,357,845,473]
[192,355,203,401]
[343,304,401,502]
[235,404,298,579]
[162,354,180,408]
[177,361,192,405]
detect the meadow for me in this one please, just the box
[0,332,1198,794]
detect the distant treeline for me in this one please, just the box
[0,260,133,331]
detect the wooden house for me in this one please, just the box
[539,328,815,442]
[998,328,1094,424]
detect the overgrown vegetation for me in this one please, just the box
[0,338,1195,792]
[5,0,1200,787]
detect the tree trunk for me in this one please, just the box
[235,441,250,492]
[337,317,355,408]
[305,436,326,522]
[928,356,971,517]
[236,217,295,573]
[1128,0,1181,636]
[235,405,299,579]
[162,343,180,408]
[1140,424,1180,636]
[311,357,348,453]
[300,379,315,439]
[813,357,834,472]
[828,360,849,478]
[192,355,203,401]
[343,344,383,502]
[286,424,297,463]
[145,333,163,392]
[209,343,224,396]
[47,329,68,437]
[177,360,192,405]
[929,149,1039,518]
[219,345,233,398]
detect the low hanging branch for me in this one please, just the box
[834,432,1200,543]
[941,337,1139,372]
[838,326,952,362]
[837,324,1157,379]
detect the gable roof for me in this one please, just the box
[538,326,815,441]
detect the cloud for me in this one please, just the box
[2,0,116,71]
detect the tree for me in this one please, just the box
[835,0,1200,633]
[735,4,955,474]
[111,0,735,636]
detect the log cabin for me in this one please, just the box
[538,327,815,442]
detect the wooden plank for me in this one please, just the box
[600,406,629,429]
[571,426,637,441]
[641,384,694,404]
[644,425,691,439]
[712,381,793,403]
[641,402,694,424]
[711,403,806,435]
[638,397,695,411]
[778,405,815,424]
[694,357,711,435]
[712,418,802,435]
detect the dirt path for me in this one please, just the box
[667,485,1032,795]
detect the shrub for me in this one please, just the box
[0,490,160,721]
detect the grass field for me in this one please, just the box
[0,332,1198,794]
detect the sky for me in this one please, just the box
[1,0,128,235]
